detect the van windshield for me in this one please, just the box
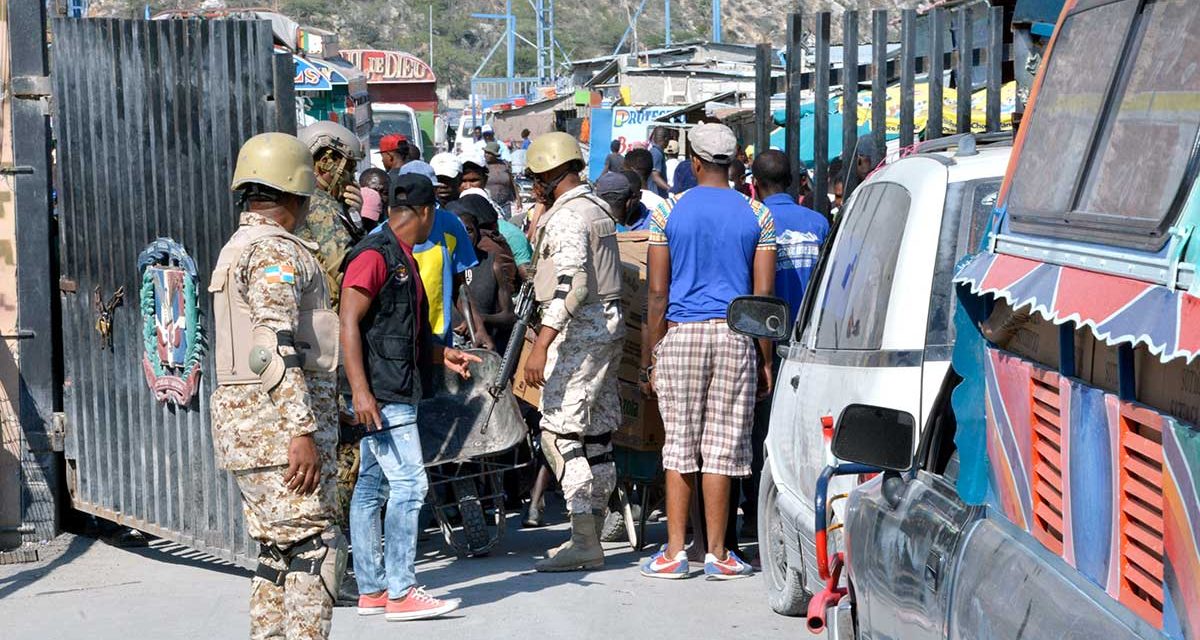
[1008,0,1200,250]
[371,111,416,147]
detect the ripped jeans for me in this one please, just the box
[348,403,428,599]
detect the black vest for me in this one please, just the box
[344,226,432,405]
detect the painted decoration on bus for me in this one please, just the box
[294,55,332,91]
[308,57,349,86]
[342,49,436,83]
[137,239,204,406]
[955,251,1200,366]
[981,348,1199,636]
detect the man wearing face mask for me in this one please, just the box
[522,132,625,573]
[295,121,366,309]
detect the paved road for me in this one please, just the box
[0,515,798,639]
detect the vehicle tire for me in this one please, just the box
[452,478,491,555]
[758,461,809,616]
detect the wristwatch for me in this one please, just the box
[638,365,654,384]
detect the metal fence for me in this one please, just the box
[51,17,294,567]
[765,5,1012,215]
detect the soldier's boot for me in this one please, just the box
[546,509,606,559]
[535,514,604,572]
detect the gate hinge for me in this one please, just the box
[12,75,51,99]
[51,412,66,452]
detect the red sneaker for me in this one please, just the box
[385,587,461,621]
[357,591,388,616]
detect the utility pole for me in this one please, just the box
[711,0,721,43]
[664,0,671,46]
[548,0,556,81]
[506,0,515,96]
[535,0,545,83]
[428,4,434,67]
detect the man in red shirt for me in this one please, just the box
[339,173,479,621]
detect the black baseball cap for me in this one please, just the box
[389,173,436,209]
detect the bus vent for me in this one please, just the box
[1029,369,1065,554]
[1117,403,1165,628]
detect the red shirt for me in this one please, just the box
[342,241,426,336]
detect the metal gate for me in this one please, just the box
[51,17,295,567]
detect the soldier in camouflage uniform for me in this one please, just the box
[210,132,346,639]
[294,122,365,537]
[522,132,625,572]
[295,120,364,308]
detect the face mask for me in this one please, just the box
[527,168,570,206]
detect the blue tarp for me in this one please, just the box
[768,99,878,165]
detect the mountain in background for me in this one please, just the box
[89,0,921,97]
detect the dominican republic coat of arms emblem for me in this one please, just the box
[137,239,204,405]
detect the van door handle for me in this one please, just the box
[790,375,800,390]
[925,550,944,590]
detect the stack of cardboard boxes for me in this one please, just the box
[511,231,665,451]
[987,298,1200,425]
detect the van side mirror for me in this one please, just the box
[727,296,790,341]
[832,404,916,472]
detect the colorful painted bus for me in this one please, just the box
[762,0,1200,637]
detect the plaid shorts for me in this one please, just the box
[655,321,757,476]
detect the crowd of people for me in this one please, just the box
[209,117,831,639]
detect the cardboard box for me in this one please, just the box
[511,334,541,407]
[617,342,642,385]
[617,231,652,266]
[1138,351,1200,426]
[620,263,647,326]
[985,299,1087,374]
[613,380,665,451]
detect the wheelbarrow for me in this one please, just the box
[418,349,529,557]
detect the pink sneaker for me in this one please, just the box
[357,592,388,616]
[385,586,461,621]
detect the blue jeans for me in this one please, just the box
[349,402,428,599]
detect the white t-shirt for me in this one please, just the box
[641,189,666,212]
[665,157,681,188]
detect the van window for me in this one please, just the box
[1006,1,1136,218]
[814,182,911,351]
[927,178,1002,347]
[371,111,416,147]
[1075,0,1200,228]
[1008,0,1200,249]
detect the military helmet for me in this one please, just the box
[526,132,583,174]
[230,132,316,196]
[299,120,364,161]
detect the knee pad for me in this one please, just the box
[316,527,348,602]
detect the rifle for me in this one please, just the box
[492,280,537,397]
[479,280,537,431]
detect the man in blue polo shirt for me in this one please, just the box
[639,122,776,580]
[741,149,829,538]
[751,150,829,321]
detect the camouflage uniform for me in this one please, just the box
[210,212,340,640]
[535,184,625,515]
[293,188,359,532]
[295,188,355,309]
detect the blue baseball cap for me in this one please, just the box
[398,160,438,184]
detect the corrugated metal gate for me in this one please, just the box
[51,17,295,567]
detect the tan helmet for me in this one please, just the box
[526,131,583,174]
[230,132,316,196]
[299,120,364,161]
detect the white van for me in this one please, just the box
[758,134,1011,615]
[369,103,421,169]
